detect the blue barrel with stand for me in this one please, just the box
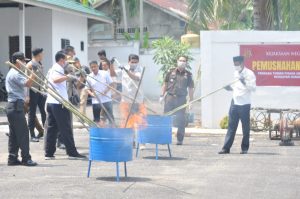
[136,115,172,160]
[87,128,134,181]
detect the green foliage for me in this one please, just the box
[188,0,300,31]
[122,29,149,49]
[127,0,139,17]
[123,32,132,41]
[134,28,140,41]
[220,116,229,129]
[143,31,149,49]
[152,37,193,84]
[188,0,253,32]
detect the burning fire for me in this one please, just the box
[120,102,147,130]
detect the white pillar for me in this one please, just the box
[139,0,143,46]
[19,3,25,53]
[121,0,128,32]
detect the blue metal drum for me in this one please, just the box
[137,115,172,144]
[137,115,172,159]
[87,128,134,181]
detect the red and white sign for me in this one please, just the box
[240,45,300,86]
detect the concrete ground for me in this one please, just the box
[0,125,299,199]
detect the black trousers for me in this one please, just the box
[92,102,114,124]
[45,103,78,156]
[6,100,31,161]
[164,94,187,142]
[28,89,46,132]
[222,101,251,151]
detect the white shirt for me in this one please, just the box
[121,65,144,103]
[232,67,256,105]
[86,70,113,104]
[46,63,68,104]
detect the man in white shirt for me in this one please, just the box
[45,51,86,160]
[219,56,256,154]
[86,61,114,126]
[119,54,146,129]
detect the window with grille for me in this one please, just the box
[116,27,148,34]
[61,39,70,49]
[9,36,32,61]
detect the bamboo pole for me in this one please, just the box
[70,64,158,114]
[124,67,146,128]
[17,60,94,128]
[9,60,97,127]
[164,80,240,116]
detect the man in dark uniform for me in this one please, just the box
[5,52,37,166]
[26,48,47,141]
[98,49,107,70]
[161,56,194,145]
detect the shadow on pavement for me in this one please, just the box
[96,176,151,182]
[247,152,280,155]
[142,156,186,160]
[36,164,67,167]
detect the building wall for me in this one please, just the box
[52,10,88,66]
[0,6,52,74]
[201,31,300,128]
[0,7,19,75]
[90,1,186,41]
[25,7,52,72]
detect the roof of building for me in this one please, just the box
[144,0,188,21]
[11,0,113,23]
[93,0,188,21]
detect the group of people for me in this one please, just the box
[5,46,153,166]
[5,45,256,167]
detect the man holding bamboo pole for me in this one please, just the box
[119,54,147,129]
[5,52,37,166]
[86,61,114,127]
[45,51,86,160]
[219,56,256,154]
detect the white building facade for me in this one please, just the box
[0,0,112,75]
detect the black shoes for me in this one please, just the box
[30,136,39,142]
[218,149,230,154]
[22,159,38,166]
[176,141,183,145]
[240,150,248,154]
[68,153,87,160]
[8,159,22,166]
[8,159,37,166]
[45,156,56,160]
[218,149,248,154]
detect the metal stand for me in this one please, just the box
[136,144,172,160]
[87,160,92,178]
[87,161,128,182]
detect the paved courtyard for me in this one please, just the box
[0,125,299,199]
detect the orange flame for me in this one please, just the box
[120,102,147,130]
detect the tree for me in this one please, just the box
[187,0,252,32]
[252,0,273,30]
[152,37,193,84]
[111,0,139,39]
[188,0,300,31]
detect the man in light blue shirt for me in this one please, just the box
[5,52,37,166]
